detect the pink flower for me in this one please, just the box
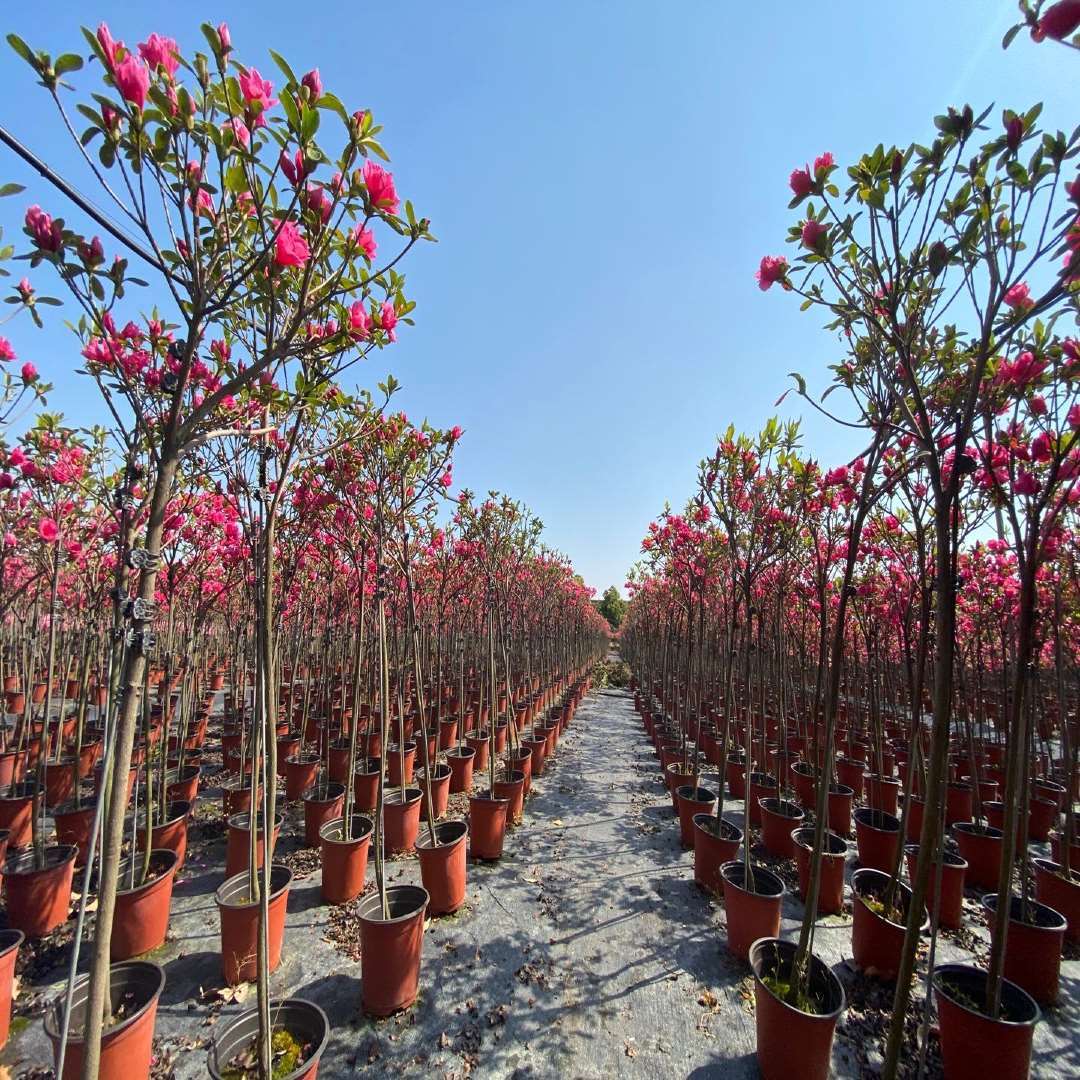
[0,338,14,362]
[21,363,37,382]
[301,69,323,100]
[348,303,372,338]
[218,23,232,52]
[303,184,332,223]
[1013,470,1039,496]
[238,67,277,120]
[377,301,398,341]
[1004,281,1033,311]
[1068,403,1080,430]
[450,425,463,441]
[25,206,63,252]
[800,220,828,251]
[1039,1,1080,40]
[440,471,453,488]
[789,166,813,199]
[280,149,307,187]
[363,161,399,214]
[115,56,150,110]
[224,520,242,542]
[97,24,122,72]
[224,118,250,147]
[813,152,834,175]
[755,255,788,291]
[351,224,377,260]
[2,532,14,549]
[138,34,179,78]
[273,220,310,267]
[37,518,59,543]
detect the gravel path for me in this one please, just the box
[3,687,1078,1077]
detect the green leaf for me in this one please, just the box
[279,90,300,132]
[1001,24,1021,50]
[0,183,25,198]
[268,49,298,87]
[54,53,83,76]
[6,33,34,65]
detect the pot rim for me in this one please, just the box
[1032,856,1080,886]
[469,791,510,806]
[853,867,926,930]
[285,752,321,767]
[676,784,718,803]
[0,928,24,956]
[445,746,476,761]
[355,883,429,925]
[759,797,804,819]
[207,997,330,1080]
[226,810,284,832]
[902,843,967,870]
[416,762,452,781]
[720,859,784,898]
[385,786,422,807]
[215,863,293,909]
[415,819,468,851]
[981,892,1067,932]
[302,782,346,805]
[319,814,374,846]
[692,813,743,841]
[792,826,846,856]
[932,962,1040,1028]
[44,959,166,1046]
[115,848,179,896]
[2,843,77,877]
[854,807,900,833]
[953,820,1004,840]
[749,936,846,1021]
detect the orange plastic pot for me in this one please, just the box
[792,827,847,915]
[53,800,96,868]
[384,787,422,854]
[933,964,1038,1080]
[420,763,452,821]
[746,773,777,827]
[215,864,291,985]
[2,845,76,936]
[826,783,854,837]
[759,797,803,859]
[675,785,717,849]
[983,894,1066,1006]
[465,733,490,773]
[357,884,428,1015]
[720,861,783,963]
[446,747,475,794]
[866,774,900,816]
[111,850,178,960]
[0,929,23,1047]
[225,811,282,877]
[854,808,900,873]
[44,960,165,1079]
[303,783,345,847]
[1033,857,1080,944]
[468,792,509,860]
[387,742,417,787]
[852,868,926,980]
[43,758,78,809]
[692,814,742,894]
[285,753,321,802]
[953,821,1003,891]
[0,783,40,849]
[165,764,200,804]
[136,800,191,871]
[352,759,380,813]
[524,735,546,778]
[492,770,525,825]
[750,937,844,1080]
[319,814,373,904]
[904,844,966,930]
[416,820,468,915]
[0,750,25,788]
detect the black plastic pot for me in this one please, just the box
[207,997,330,1080]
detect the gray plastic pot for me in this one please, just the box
[207,997,330,1080]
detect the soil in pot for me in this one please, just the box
[692,814,742,894]
[933,963,1039,1080]
[416,820,468,915]
[111,849,179,960]
[750,936,845,1080]
[216,864,292,985]
[720,861,783,963]
[319,814,373,905]
[982,893,1067,1006]
[44,959,165,1080]
[2,845,77,937]
[357,884,429,1016]
[852,867,926,980]
[207,997,330,1080]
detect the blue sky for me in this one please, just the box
[0,1,1074,595]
